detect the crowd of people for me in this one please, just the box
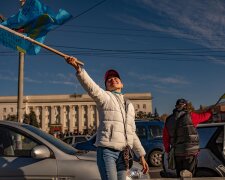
[51,129,96,139]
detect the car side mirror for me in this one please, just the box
[31,145,51,159]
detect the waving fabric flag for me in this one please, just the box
[0,0,72,55]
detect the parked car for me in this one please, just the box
[161,122,225,177]
[62,135,91,146]
[75,119,164,167]
[135,120,164,167]
[74,133,97,151]
[0,121,149,180]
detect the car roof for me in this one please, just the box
[197,122,225,128]
[135,119,164,125]
[62,135,90,140]
[64,135,89,138]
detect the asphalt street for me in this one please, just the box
[149,166,162,178]
[149,167,225,180]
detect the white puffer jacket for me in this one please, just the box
[77,69,146,157]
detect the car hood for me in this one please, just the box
[76,150,97,161]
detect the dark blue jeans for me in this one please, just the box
[97,146,126,180]
[175,155,198,177]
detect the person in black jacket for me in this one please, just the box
[163,98,214,177]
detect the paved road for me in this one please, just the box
[149,167,163,178]
[149,167,225,180]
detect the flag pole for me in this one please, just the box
[0,24,84,66]
[17,0,25,123]
[214,93,225,106]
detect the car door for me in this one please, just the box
[207,125,225,164]
[0,125,57,179]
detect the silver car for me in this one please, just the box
[0,121,150,180]
[161,122,225,177]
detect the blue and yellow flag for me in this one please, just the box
[0,0,72,55]
[221,93,225,99]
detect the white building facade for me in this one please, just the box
[0,93,152,134]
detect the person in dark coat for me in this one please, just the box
[163,98,215,177]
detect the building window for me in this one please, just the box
[84,119,87,126]
[137,104,140,109]
[143,104,146,109]
[11,108,13,112]
[75,120,78,126]
[3,108,6,113]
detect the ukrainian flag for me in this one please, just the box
[220,93,225,100]
[0,0,72,55]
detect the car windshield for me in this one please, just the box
[22,124,77,155]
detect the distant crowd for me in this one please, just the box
[50,129,96,139]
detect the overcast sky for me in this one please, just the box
[0,0,224,115]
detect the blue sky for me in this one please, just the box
[0,0,224,115]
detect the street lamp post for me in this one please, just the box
[17,52,24,123]
[17,0,25,123]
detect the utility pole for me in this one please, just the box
[17,0,25,123]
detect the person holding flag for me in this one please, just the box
[64,56,149,180]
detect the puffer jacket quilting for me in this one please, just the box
[76,69,146,156]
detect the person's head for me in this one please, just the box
[104,69,123,92]
[175,98,188,111]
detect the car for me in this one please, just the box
[74,133,97,151]
[0,120,149,180]
[75,120,164,167]
[161,122,225,177]
[62,135,91,146]
[135,120,164,167]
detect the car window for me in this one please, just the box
[136,126,147,139]
[75,137,87,143]
[216,130,224,153]
[198,126,218,148]
[149,125,162,138]
[205,126,225,163]
[0,126,39,157]
[63,137,73,144]
[74,134,97,151]
[22,124,77,155]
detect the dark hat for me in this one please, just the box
[176,98,188,106]
[104,69,121,84]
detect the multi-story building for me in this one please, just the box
[0,93,152,134]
